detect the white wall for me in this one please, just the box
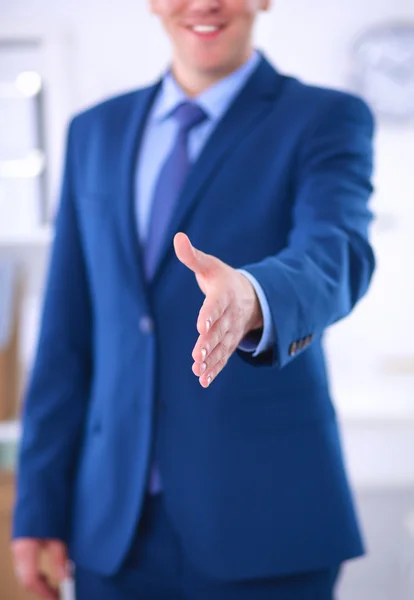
[1,0,414,480]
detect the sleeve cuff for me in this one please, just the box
[237,269,275,357]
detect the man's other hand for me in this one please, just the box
[12,538,69,599]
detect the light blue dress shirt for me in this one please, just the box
[135,50,274,356]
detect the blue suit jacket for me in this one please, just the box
[13,55,375,580]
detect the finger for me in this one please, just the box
[13,539,60,600]
[47,540,69,582]
[23,573,59,600]
[12,539,40,584]
[197,293,229,337]
[173,232,215,276]
[14,557,58,599]
[192,309,230,364]
[198,352,230,388]
[193,331,234,386]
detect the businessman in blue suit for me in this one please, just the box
[12,1,375,598]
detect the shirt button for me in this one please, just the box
[139,315,154,334]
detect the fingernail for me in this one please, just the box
[201,363,206,373]
[201,348,207,361]
[206,319,211,332]
[207,375,212,386]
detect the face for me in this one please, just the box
[150,0,270,89]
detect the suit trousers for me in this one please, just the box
[74,494,341,600]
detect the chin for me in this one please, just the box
[191,53,236,76]
[195,60,227,73]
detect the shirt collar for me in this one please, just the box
[152,50,261,124]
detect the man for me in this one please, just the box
[12,0,376,598]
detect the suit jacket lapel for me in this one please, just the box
[150,56,285,284]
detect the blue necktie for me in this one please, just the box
[144,102,208,280]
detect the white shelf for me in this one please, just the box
[0,226,53,248]
[0,420,21,443]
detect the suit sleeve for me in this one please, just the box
[13,118,93,540]
[237,93,375,369]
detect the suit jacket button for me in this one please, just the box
[139,315,154,334]
[289,342,297,356]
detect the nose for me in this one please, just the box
[187,0,221,11]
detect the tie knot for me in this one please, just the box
[173,102,207,133]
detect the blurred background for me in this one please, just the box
[0,0,413,598]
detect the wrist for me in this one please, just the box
[248,306,264,333]
[240,275,263,335]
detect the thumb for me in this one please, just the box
[173,232,217,275]
[46,540,69,582]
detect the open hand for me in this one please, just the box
[174,232,263,388]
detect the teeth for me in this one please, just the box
[192,25,219,33]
